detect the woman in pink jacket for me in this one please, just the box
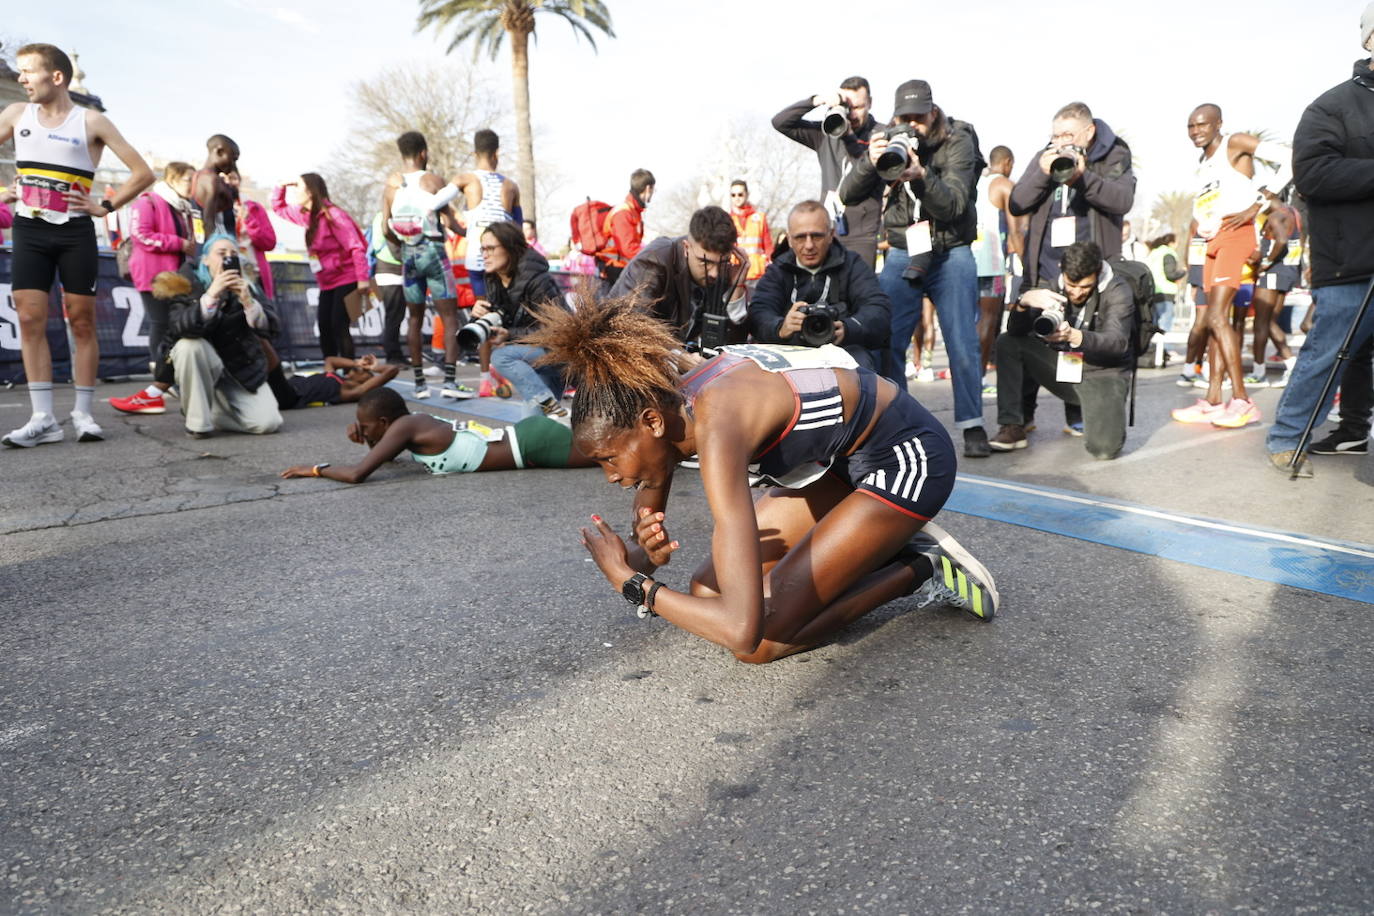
[0,189,13,244]
[272,173,369,359]
[109,162,197,415]
[226,169,277,300]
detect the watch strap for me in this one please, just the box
[641,580,665,618]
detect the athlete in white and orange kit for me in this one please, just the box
[1171,104,1291,430]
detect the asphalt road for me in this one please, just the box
[2,364,1371,914]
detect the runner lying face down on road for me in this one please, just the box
[261,339,400,410]
[520,295,1000,665]
[279,387,596,483]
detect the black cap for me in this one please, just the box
[893,79,933,118]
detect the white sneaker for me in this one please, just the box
[413,384,432,399]
[905,360,920,380]
[3,413,64,448]
[423,364,443,379]
[916,366,935,383]
[70,410,104,442]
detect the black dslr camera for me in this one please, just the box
[798,303,841,347]
[1049,144,1087,184]
[876,124,922,181]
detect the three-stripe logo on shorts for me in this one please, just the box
[863,435,929,505]
[793,394,844,431]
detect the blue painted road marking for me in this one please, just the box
[946,474,1374,604]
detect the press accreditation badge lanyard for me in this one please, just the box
[1050,186,1076,249]
[1055,300,1089,384]
[902,185,932,254]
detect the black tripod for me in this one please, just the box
[1288,275,1374,478]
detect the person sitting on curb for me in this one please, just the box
[280,387,596,482]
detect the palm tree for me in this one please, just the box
[1150,190,1195,244]
[417,0,614,222]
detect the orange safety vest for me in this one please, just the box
[600,194,644,268]
[731,205,771,281]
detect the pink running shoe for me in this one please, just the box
[478,377,495,398]
[1171,399,1225,424]
[109,392,167,414]
[1211,397,1262,429]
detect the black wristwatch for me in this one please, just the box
[621,573,661,618]
[100,199,115,213]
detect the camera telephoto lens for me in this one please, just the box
[1050,155,1077,184]
[822,106,849,138]
[1032,308,1066,337]
[457,313,503,351]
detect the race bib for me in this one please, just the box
[308,255,323,273]
[1188,237,1207,265]
[16,174,75,223]
[905,221,933,255]
[723,343,858,373]
[1056,350,1084,384]
[1283,242,1303,267]
[1050,216,1076,248]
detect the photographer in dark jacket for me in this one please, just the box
[989,242,1131,460]
[160,234,282,437]
[608,206,748,348]
[838,79,990,457]
[772,76,883,268]
[475,221,572,422]
[1008,101,1135,438]
[748,200,890,371]
[1266,11,1374,476]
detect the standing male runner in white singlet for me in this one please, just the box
[452,129,521,299]
[382,131,467,398]
[0,43,153,447]
[1171,103,1291,430]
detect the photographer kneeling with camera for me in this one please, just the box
[465,221,571,423]
[989,241,1131,460]
[747,200,890,370]
[158,234,282,438]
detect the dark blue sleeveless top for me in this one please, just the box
[679,349,879,486]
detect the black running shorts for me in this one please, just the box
[10,215,99,296]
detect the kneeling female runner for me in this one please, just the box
[525,297,998,665]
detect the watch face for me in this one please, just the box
[622,574,646,605]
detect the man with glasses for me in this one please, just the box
[728,180,773,289]
[608,206,748,348]
[1007,101,1135,440]
[748,200,891,370]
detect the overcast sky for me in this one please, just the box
[10,0,1364,243]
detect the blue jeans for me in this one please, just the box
[880,245,984,428]
[491,343,562,405]
[1267,279,1374,453]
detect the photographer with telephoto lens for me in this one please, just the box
[989,241,1132,460]
[465,221,572,424]
[772,76,883,268]
[1008,102,1134,435]
[747,201,891,370]
[838,79,992,457]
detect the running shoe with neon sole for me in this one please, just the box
[478,377,496,398]
[441,382,477,399]
[1210,397,1261,429]
[1176,365,1202,387]
[70,410,104,442]
[3,413,64,448]
[109,392,167,414]
[1171,399,1225,424]
[1243,373,1270,389]
[902,522,999,620]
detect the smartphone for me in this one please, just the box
[221,253,241,274]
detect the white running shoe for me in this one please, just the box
[70,410,104,442]
[413,384,433,399]
[3,413,64,448]
[905,360,920,380]
[903,522,999,619]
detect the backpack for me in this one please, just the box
[1078,257,1161,426]
[570,197,613,257]
[1106,256,1162,358]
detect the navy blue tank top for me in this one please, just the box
[678,346,878,487]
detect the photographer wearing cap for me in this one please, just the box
[838,79,991,458]
[989,242,1132,460]
[747,200,891,371]
[608,205,748,349]
[772,77,883,268]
